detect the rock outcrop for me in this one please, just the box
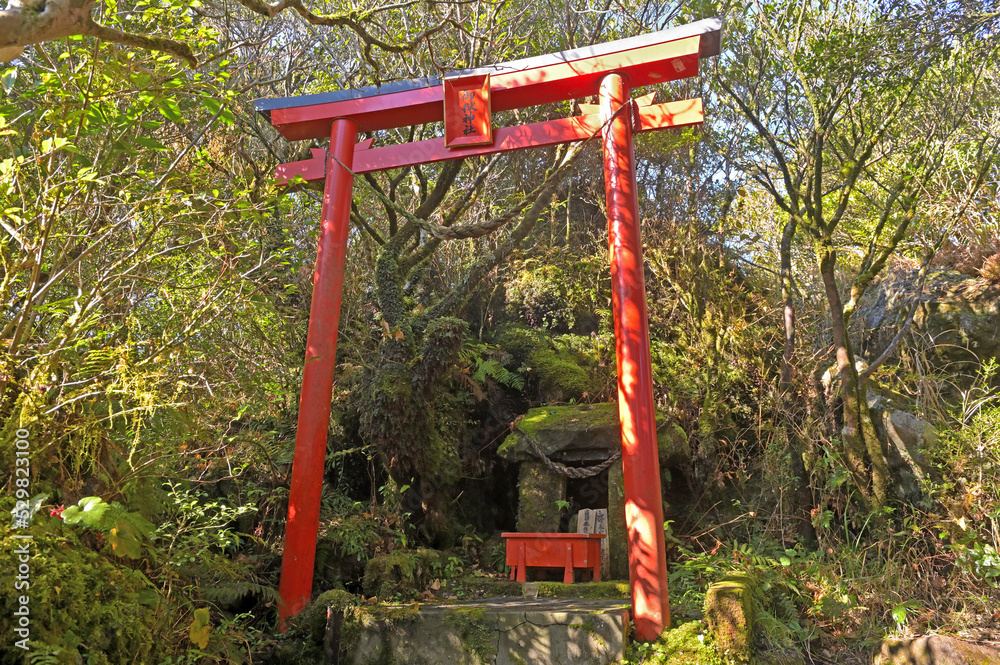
[879,635,1000,664]
[859,270,1000,372]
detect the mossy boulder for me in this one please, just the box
[859,270,1000,372]
[878,636,1000,665]
[916,280,1000,369]
[704,575,755,664]
[528,347,592,402]
[493,325,596,402]
[498,402,689,464]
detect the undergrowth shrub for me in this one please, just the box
[0,515,163,665]
[361,548,447,599]
[931,374,1000,594]
[505,251,605,333]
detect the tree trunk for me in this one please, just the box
[816,241,889,509]
[779,216,817,547]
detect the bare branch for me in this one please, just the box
[232,0,449,55]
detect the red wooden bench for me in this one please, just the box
[502,532,605,583]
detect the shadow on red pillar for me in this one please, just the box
[278,117,359,626]
[599,72,671,641]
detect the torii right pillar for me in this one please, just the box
[600,72,671,640]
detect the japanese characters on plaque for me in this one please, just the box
[443,73,493,147]
[577,508,610,578]
[459,90,478,136]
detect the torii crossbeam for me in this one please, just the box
[256,16,723,641]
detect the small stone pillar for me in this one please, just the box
[607,461,629,580]
[516,461,566,532]
[705,575,755,663]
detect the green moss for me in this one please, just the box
[497,402,688,463]
[353,604,422,626]
[292,589,358,642]
[659,422,689,458]
[528,347,591,401]
[0,525,164,664]
[497,403,617,461]
[519,402,619,437]
[443,607,498,663]
[342,604,423,665]
[535,581,630,599]
[624,620,724,665]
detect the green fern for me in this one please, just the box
[200,581,280,607]
[472,358,526,390]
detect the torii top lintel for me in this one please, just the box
[255,17,722,141]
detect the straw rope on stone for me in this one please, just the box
[515,425,621,479]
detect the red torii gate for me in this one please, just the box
[256,16,722,641]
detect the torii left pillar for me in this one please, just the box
[277,117,358,621]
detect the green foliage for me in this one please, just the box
[359,317,469,488]
[505,253,605,332]
[362,549,447,599]
[0,521,163,665]
[61,496,155,559]
[460,342,526,391]
[930,373,1000,591]
[640,220,774,479]
[313,497,408,588]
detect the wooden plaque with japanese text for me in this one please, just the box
[443,73,493,147]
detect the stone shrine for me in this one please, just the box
[498,402,690,580]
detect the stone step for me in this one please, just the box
[340,597,630,665]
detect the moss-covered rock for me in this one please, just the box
[498,403,689,464]
[704,575,755,664]
[293,588,357,634]
[492,325,596,402]
[859,270,1000,372]
[528,347,592,402]
[442,607,498,664]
